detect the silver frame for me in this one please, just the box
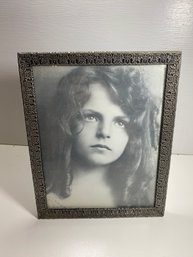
[18,51,181,219]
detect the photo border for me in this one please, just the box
[18,51,181,218]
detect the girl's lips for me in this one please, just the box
[91,144,111,151]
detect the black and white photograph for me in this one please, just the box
[33,65,165,209]
[18,52,181,218]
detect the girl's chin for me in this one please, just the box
[73,151,121,166]
[83,156,118,166]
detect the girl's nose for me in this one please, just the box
[96,121,111,139]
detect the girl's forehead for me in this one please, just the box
[83,83,128,117]
[88,82,123,107]
[87,82,115,103]
[88,82,108,94]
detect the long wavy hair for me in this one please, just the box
[42,66,160,207]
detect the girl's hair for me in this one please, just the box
[43,66,160,207]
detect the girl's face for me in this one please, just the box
[73,83,129,166]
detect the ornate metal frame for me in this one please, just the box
[18,52,181,219]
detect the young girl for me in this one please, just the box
[42,66,160,208]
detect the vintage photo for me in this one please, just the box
[18,52,181,218]
[33,65,165,209]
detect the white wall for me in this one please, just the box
[0,0,193,154]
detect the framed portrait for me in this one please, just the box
[18,51,181,218]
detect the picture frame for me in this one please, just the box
[18,51,181,219]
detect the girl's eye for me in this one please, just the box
[114,120,126,128]
[84,114,98,122]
